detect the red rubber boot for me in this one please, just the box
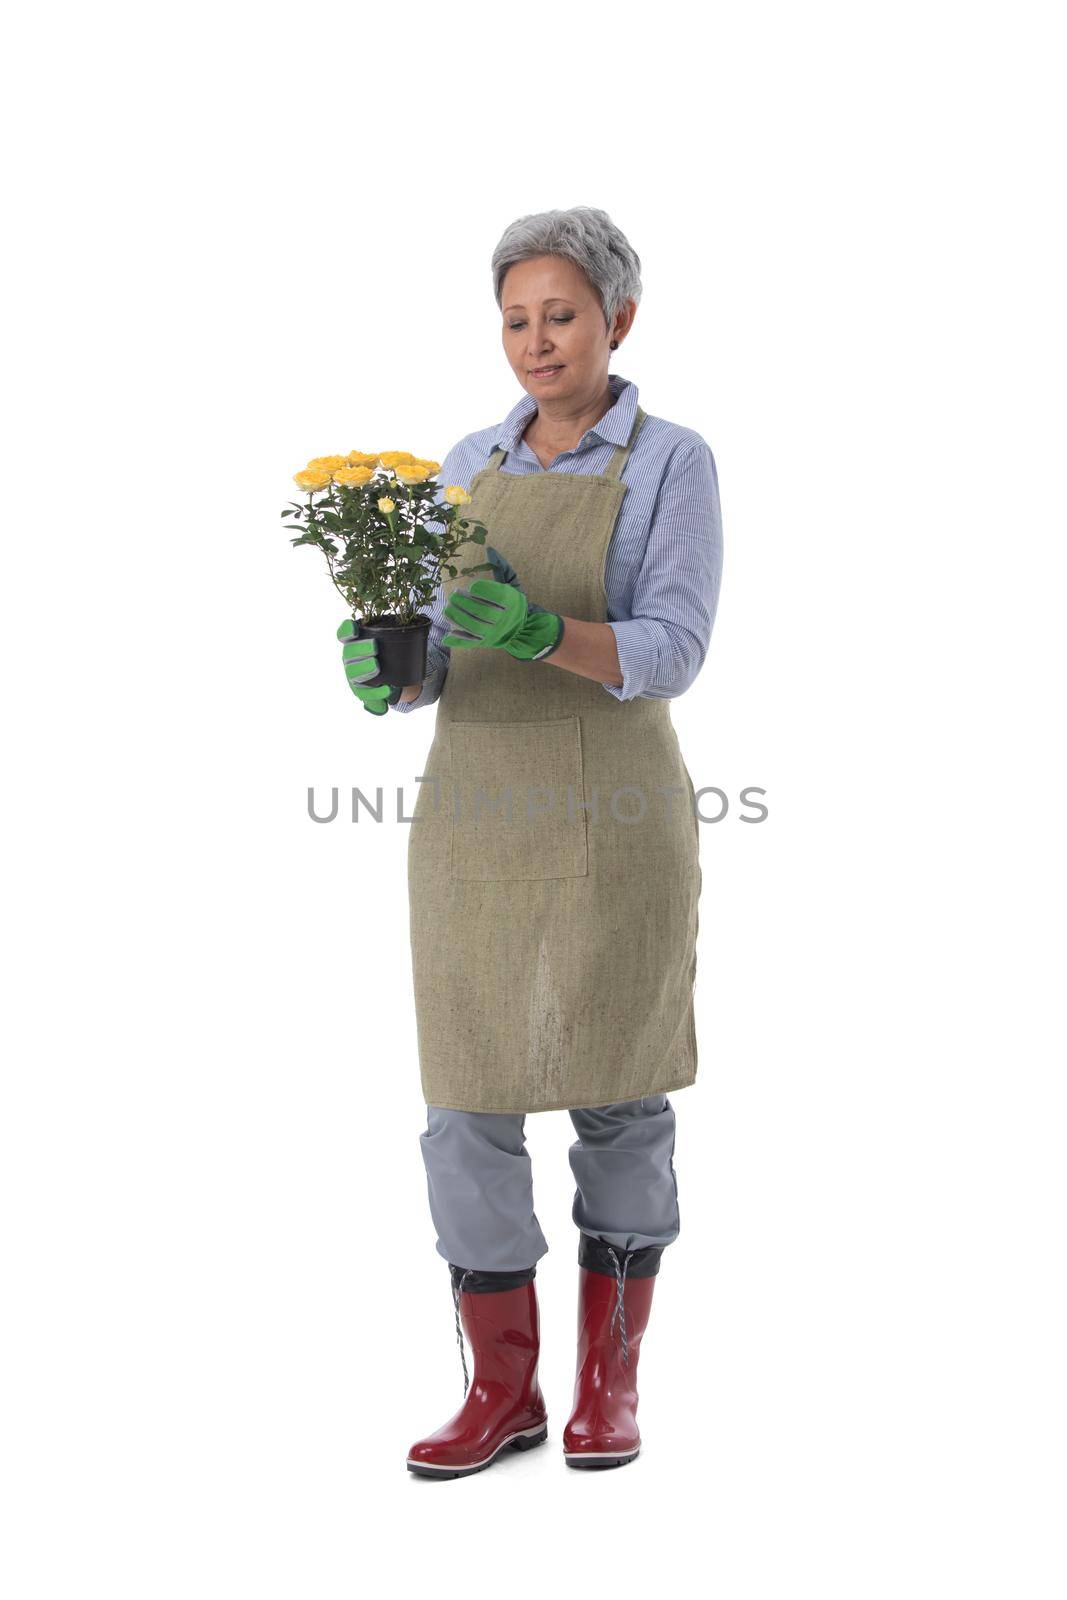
[563,1237,664,1469]
[407,1266,548,1479]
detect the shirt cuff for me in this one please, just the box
[602,620,658,701]
[391,659,447,712]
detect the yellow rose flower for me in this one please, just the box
[444,484,472,505]
[294,468,332,493]
[306,455,347,472]
[377,497,397,514]
[345,451,380,467]
[411,458,441,477]
[378,451,417,467]
[393,462,431,484]
[334,464,375,487]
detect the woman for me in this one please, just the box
[339,207,723,1478]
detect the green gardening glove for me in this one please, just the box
[337,620,402,716]
[442,546,564,661]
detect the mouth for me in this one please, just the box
[529,365,565,379]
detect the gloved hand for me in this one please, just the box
[441,546,564,661]
[337,620,402,716]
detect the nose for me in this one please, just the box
[527,321,555,359]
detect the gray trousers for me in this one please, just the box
[419,1094,681,1272]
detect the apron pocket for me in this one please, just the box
[449,715,589,881]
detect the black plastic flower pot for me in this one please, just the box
[357,614,431,687]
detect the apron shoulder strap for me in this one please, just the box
[602,404,648,481]
[484,445,507,473]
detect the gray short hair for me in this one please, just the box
[491,206,642,334]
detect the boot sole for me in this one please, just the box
[564,1445,640,1469]
[407,1423,549,1479]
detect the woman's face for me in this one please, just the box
[501,254,628,406]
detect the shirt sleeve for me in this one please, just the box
[602,439,723,702]
[391,448,459,714]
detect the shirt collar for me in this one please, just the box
[491,371,639,456]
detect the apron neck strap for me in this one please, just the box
[602,404,647,480]
[483,402,648,478]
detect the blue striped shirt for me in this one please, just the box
[393,371,722,710]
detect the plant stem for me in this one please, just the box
[322,548,351,610]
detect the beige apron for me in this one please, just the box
[408,403,701,1113]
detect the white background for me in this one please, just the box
[2,3,1064,1596]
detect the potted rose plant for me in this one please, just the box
[282,449,492,686]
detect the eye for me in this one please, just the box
[507,316,573,330]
